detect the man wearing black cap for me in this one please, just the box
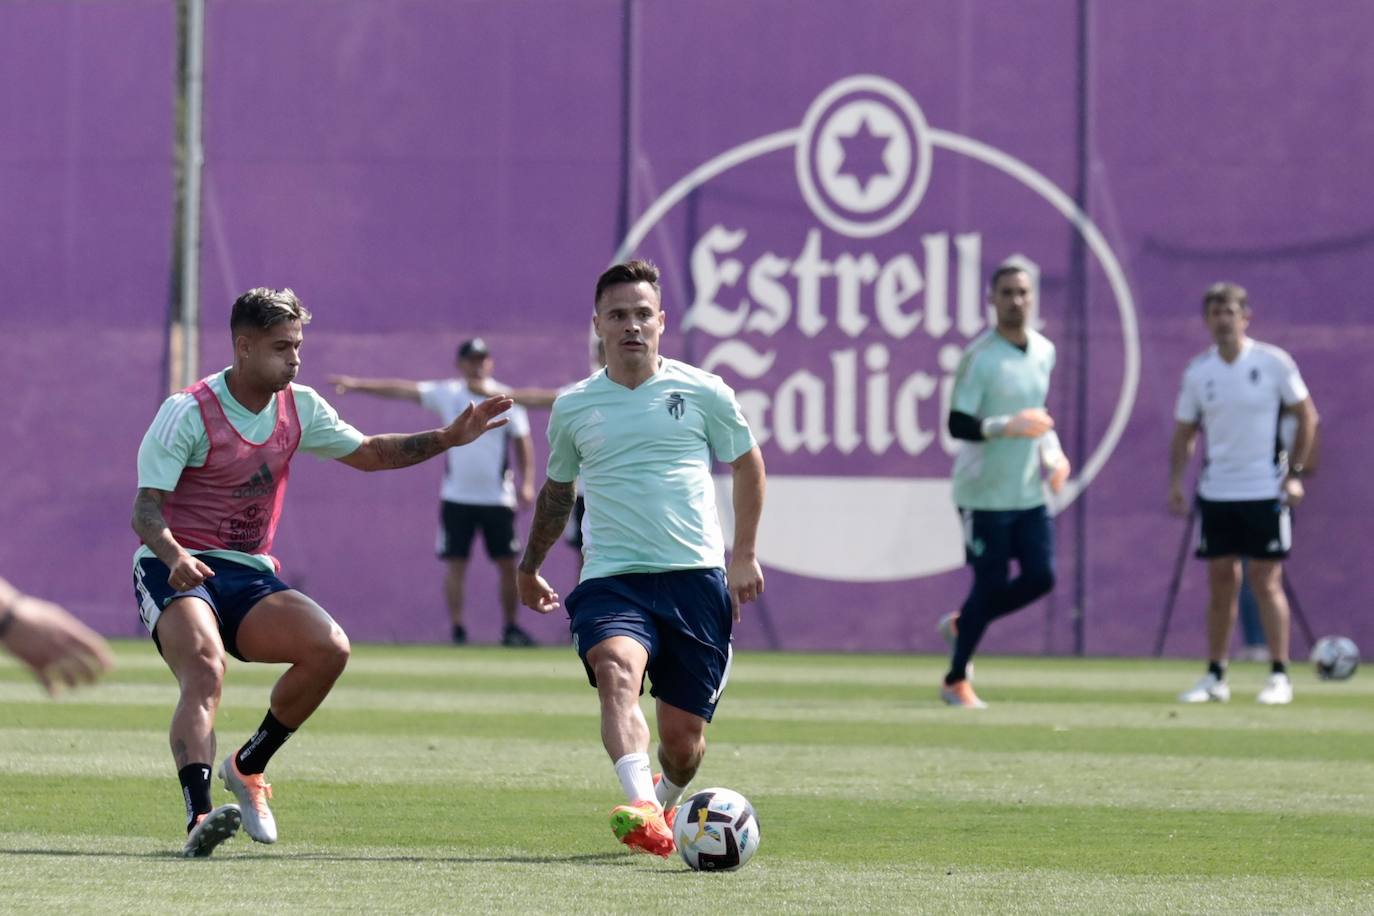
[329,339,538,646]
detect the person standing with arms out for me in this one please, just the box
[938,265,1070,709]
[517,260,766,857]
[329,338,538,647]
[132,288,510,857]
[1170,282,1317,705]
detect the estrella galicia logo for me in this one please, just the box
[666,392,686,420]
[614,74,1138,582]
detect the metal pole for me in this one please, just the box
[1069,0,1092,656]
[178,0,206,388]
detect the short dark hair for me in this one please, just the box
[988,263,1028,293]
[594,259,661,309]
[230,287,311,334]
[1202,282,1248,313]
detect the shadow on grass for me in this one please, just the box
[2,848,635,866]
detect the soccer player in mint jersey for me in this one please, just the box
[131,288,511,858]
[1169,282,1318,706]
[516,260,766,858]
[940,265,1070,709]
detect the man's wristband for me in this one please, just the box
[980,415,1011,438]
[1287,463,1306,480]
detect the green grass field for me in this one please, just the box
[2,642,1372,914]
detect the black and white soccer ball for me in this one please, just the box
[672,787,760,871]
[1310,635,1359,681]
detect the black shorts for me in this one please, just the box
[437,501,520,560]
[1196,497,1291,560]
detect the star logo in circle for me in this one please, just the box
[795,75,932,238]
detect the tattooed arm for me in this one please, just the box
[338,395,513,472]
[517,479,577,613]
[132,488,216,590]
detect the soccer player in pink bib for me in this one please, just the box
[131,288,511,857]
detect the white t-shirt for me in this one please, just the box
[1175,339,1309,501]
[417,378,530,507]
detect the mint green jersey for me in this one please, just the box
[546,358,757,581]
[950,329,1056,510]
[134,369,365,573]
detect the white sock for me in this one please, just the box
[655,772,687,810]
[613,752,656,805]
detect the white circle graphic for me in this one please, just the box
[795,75,932,238]
[615,75,1140,581]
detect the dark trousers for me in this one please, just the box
[947,505,1056,682]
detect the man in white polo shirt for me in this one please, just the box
[1169,282,1318,705]
[329,339,537,646]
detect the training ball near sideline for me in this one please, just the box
[673,787,760,871]
[1310,635,1360,681]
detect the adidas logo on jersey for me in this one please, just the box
[232,463,275,498]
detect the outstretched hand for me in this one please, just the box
[327,374,358,395]
[2,595,114,696]
[445,396,513,447]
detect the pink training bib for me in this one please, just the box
[161,378,301,570]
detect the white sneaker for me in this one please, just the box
[219,753,278,844]
[182,804,240,858]
[1257,672,1293,705]
[1178,672,1231,703]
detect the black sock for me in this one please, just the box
[452,624,467,645]
[1271,660,1288,676]
[236,710,295,776]
[1207,661,1226,680]
[179,763,214,832]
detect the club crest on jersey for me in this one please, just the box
[666,392,686,419]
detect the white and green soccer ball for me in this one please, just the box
[673,787,760,871]
[1311,635,1360,681]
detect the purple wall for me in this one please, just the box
[0,0,174,637]
[4,0,1370,656]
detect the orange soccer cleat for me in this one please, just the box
[609,800,675,857]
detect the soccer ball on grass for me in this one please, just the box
[1310,635,1359,681]
[672,787,759,871]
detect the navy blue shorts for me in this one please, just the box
[565,568,734,722]
[133,555,292,662]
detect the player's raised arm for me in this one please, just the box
[337,395,513,472]
[517,478,577,613]
[327,375,423,402]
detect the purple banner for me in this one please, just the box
[0,0,174,636]
[5,0,1371,658]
